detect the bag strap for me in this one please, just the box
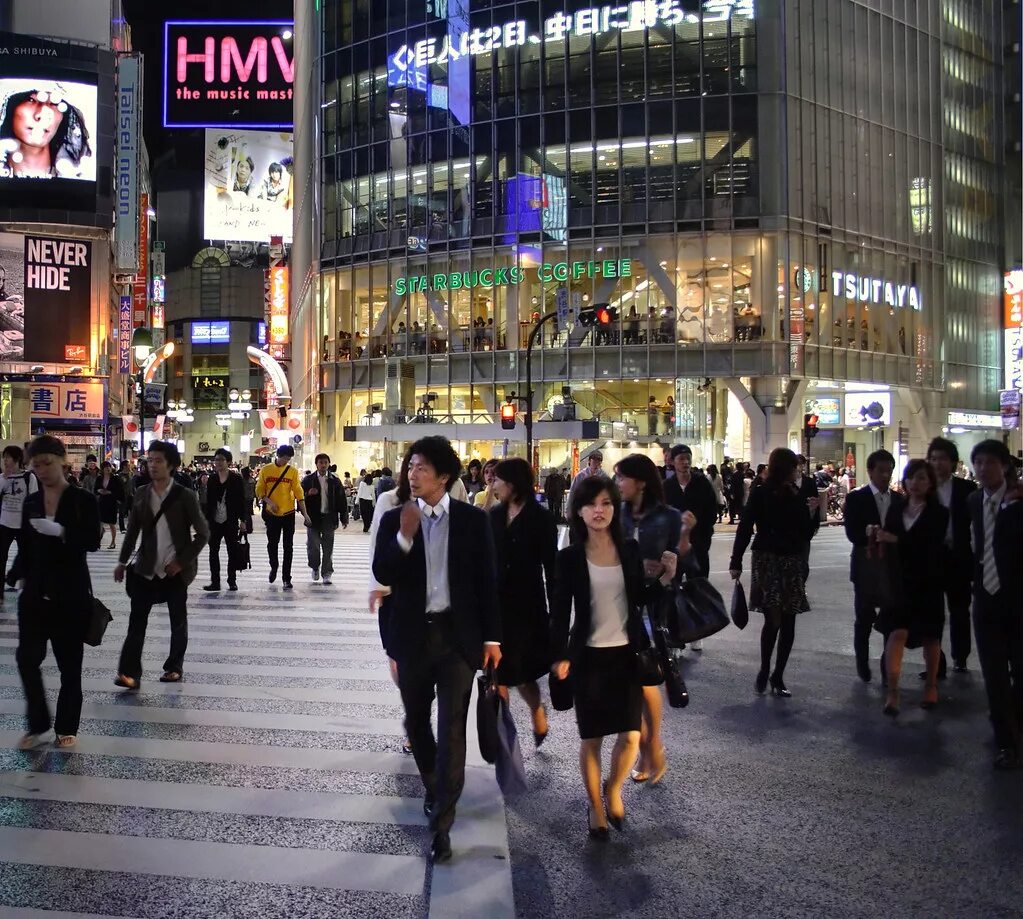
[129,485,182,567]
[264,466,290,503]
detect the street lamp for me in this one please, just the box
[131,328,154,452]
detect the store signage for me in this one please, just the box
[29,381,105,422]
[831,271,921,310]
[1005,269,1023,328]
[133,193,149,326]
[164,21,295,129]
[268,265,288,345]
[1000,390,1021,431]
[946,411,1000,428]
[118,295,132,373]
[115,55,141,272]
[394,259,632,296]
[1005,327,1023,392]
[391,1,752,72]
[845,392,891,428]
[805,397,841,426]
[191,320,230,344]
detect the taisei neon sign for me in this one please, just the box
[394,259,632,295]
[391,0,753,71]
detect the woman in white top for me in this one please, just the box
[551,476,676,840]
[357,474,377,533]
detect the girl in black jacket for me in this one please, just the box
[13,435,101,749]
[552,476,676,840]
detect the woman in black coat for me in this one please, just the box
[13,435,101,749]
[874,459,950,715]
[95,460,124,550]
[552,476,677,840]
[490,458,557,746]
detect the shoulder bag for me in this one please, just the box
[231,532,252,571]
[730,580,750,630]
[668,577,729,644]
[84,579,112,647]
[260,466,291,523]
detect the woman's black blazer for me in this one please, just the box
[551,538,657,663]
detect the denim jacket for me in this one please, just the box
[620,500,699,582]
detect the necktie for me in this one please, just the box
[982,497,1000,595]
[876,491,889,526]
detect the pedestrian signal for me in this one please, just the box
[501,402,516,430]
[803,413,820,439]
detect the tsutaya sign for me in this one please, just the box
[831,271,922,311]
[394,259,632,296]
[392,0,753,71]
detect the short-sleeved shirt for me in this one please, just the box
[256,463,304,516]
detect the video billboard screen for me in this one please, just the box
[191,320,230,345]
[845,391,892,428]
[203,130,293,243]
[164,21,294,129]
[0,231,92,364]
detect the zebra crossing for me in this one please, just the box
[0,526,514,918]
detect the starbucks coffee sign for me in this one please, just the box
[393,259,632,296]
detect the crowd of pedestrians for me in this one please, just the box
[3,429,1021,864]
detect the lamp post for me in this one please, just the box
[131,327,153,454]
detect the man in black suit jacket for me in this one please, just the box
[843,449,905,683]
[373,436,502,862]
[927,437,977,676]
[664,444,718,577]
[203,448,247,592]
[301,453,349,585]
[968,440,1023,770]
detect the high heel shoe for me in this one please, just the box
[649,746,668,786]
[586,804,609,841]
[883,690,900,716]
[755,670,769,694]
[920,686,938,711]
[769,674,791,697]
[533,704,549,748]
[602,782,626,832]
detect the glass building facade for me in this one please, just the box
[300,0,1006,467]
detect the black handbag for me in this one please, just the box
[476,665,500,764]
[636,646,665,686]
[855,545,902,609]
[548,671,573,711]
[668,577,729,644]
[731,580,750,630]
[231,533,252,571]
[84,571,112,647]
[661,644,690,709]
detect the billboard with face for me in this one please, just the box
[203,129,293,243]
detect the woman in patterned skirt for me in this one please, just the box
[728,448,820,697]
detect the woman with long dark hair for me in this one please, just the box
[874,459,949,714]
[615,453,695,785]
[13,434,101,749]
[552,476,677,840]
[0,87,92,179]
[729,448,819,696]
[490,458,557,745]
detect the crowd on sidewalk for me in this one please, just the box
[3,430,1021,867]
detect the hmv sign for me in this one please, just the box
[163,21,294,129]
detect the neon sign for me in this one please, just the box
[394,259,631,295]
[390,1,753,72]
[268,265,289,345]
[830,271,922,311]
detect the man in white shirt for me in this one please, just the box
[567,451,608,514]
[0,444,37,595]
[301,453,348,585]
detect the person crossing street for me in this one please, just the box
[302,453,348,585]
[203,448,247,593]
[255,444,310,591]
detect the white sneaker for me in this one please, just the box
[322,576,332,585]
[311,570,320,582]
[690,639,704,651]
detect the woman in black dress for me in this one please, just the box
[552,476,677,840]
[95,460,123,550]
[729,448,820,697]
[489,458,557,746]
[874,459,949,715]
[13,435,101,749]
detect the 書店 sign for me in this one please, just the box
[831,271,922,311]
[29,381,105,422]
[394,259,632,296]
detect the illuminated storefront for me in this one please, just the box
[290,0,1007,470]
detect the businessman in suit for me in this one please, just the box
[843,449,905,683]
[301,453,349,585]
[928,437,977,676]
[373,436,502,862]
[664,444,718,577]
[968,440,1023,770]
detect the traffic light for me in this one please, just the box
[501,401,516,430]
[803,412,820,440]
[578,305,618,327]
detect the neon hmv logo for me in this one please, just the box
[175,34,294,98]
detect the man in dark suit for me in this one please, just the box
[968,440,1023,770]
[302,452,349,585]
[373,436,502,862]
[664,444,718,578]
[927,437,977,676]
[202,448,247,592]
[843,449,905,683]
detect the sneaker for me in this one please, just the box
[311,570,320,582]
[283,580,293,591]
[690,639,704,651]
[322,576,332,585]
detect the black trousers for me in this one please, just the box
[16,598,84,736]
[853,591,894,665]
[692,544,711,579]
[945,573,973,665]
[208,521,239,585]
[397,616,475,834]
[0,524,19,584]
[973,588,1023,754]
[265,512,296,579]
[359,499,374,532]
[118,571,188,679]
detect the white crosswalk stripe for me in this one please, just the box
[0,524,515,918]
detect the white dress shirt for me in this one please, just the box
[397,493,452,613]
[317,473,329,514]
[868,481,891,533]
[145,480,176,580]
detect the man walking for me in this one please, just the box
[203,448,247,592]
[664,444,718,577]
[302,453,348,585]
[79,454,99,494]
[114,441,209,687]
[373,436,501,863]
[567,451,607,512]
[255,444,310,590]
[967,440,1023,769]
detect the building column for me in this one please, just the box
[724,376,800,464]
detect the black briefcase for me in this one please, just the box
[231,534,252,571]
[84,596,112,647]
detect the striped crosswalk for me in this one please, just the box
[0,526,514,918]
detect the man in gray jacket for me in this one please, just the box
[113,441,209,687]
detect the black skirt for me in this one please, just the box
[573,644,643,740]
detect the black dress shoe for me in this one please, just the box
[268,567,278,584]
[423,792,435,818]
[769,674,791,697]
[282,580,293,591]
[856,659,872,683]
[430,831,452,863]
[754,670,768,694]
[586,805,609,841]
[202,584,221,592]
[227,581,238,591]
[952,660,968,674]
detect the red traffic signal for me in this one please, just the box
[803,412,820,439]
[595,307,612,325]
[501,402,516,430]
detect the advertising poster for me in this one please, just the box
[805,397,842,426]
[203,130,293,243]
[0,232,91,363]
[133,192,148,326]
[844,391,891,428]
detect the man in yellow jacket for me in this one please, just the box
[255,444,310,590]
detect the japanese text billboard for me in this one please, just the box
[29,380,105,422]
[203,129,293,242]
[0,231,91,364]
